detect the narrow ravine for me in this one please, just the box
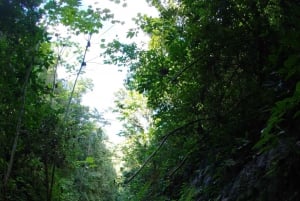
[1,1,300,201]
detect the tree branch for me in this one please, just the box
[170,57,201,83]
[124,119,205,184]
[64,34,92,122]
[167,150,193,179]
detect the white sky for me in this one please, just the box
[77,0,158,144]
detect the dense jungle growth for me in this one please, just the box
[109,0,300,200]
[1,0,300,201]
[0,0,117,200]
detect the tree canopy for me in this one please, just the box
[0,1,117,200]
[108,0,300,200]
[1,0,300,201]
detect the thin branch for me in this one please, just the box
[48,165,55,201]
[99,24,115,37]
[63,34,92,122]
[124,119,205,184]
[52,46,65,94]
[85,55,100,62]
[170,57,202,83]
[167,150,192,179]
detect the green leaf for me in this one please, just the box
[85,156,95,164]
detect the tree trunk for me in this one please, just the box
[3,63,33,190]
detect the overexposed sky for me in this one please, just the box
[78,0,158,144]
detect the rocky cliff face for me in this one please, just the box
[191,139,300,201]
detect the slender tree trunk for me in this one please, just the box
[64,35,91,123]
[3,63,33,189]
[44,159,56,201]
[45,161,50,201]
[48,164,56,201]
[2,38,41,199]
[51,46,65,103]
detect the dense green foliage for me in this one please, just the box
[0,1,117,200]
[1,0,300,200]
[108,0,300,200]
